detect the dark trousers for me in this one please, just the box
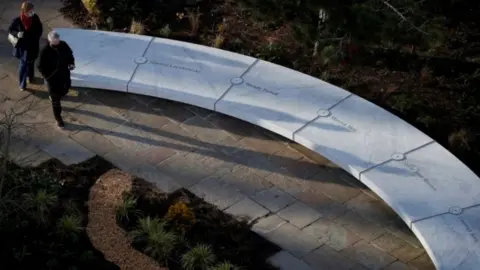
[50,94,63,122]
[19,59,34,89]
[46,73,71,122]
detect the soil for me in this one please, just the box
[59,0,479,177]
[87,169,166,270]
[0,157,118,270]
[119,178,281,270]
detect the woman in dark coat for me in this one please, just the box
[8,1,43,91]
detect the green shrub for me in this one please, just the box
[158,24,172,37]
[132,216,177,262]
[116,194,141,223]
[181,244,216,270]
[23,189,57,225]
[56,213,84,242]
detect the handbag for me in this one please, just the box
[7,33,18,47]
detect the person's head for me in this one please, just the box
[20,1,35,17]
[48,31,61,46]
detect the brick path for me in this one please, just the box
[0,1,435,269]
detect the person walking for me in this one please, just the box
[38,30,75,128]
[8,1,43,91]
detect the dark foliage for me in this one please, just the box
[0,157,118,270]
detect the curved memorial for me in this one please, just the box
[56,28,480,269]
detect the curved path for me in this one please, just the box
[52,28,480,270]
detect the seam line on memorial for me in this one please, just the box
[358,140,435,177]
[126,37,155,92]
[358,159,393,178]
[403,140,435,155]
[328,93,353,111]
[292,93,353,138]
[412,203,480,225]
[213,58,260,111]
[292,116,320,141]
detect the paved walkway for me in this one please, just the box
[0,1,435,269]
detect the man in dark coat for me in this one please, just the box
[38,30,75,128]
[8,1,43,90]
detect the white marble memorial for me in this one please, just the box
[412,205,480,270]
[53,29,480,269]
[294,94,433,178]
[215,60,351,139]
[128,38,257,110]
[56,28,153,91]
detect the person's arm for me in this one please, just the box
[35,15,43,39]
[8,18,20,37]
[64,42,75,66]
[37,46,48,78]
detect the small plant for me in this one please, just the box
[130,18,145,35]
[64,199,80,215]
[448,129,474,152]
[181,244,216,270]
[185,7,202,36]
[214,35,225,48]
[165,201,196,233]
[116,194,141,223]
[158,24,172,37]
[56,213,84,242]
[209,261,241,270]
[23,189,57,225]
[132,217,177,262]
[255,42,285,63]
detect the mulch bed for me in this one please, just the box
[87,169,167,270]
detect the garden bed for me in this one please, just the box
[0,157,118,270]
[116,178,280,270]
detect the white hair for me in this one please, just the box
[47,30,60,42]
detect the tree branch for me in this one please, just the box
[381,0,428,34]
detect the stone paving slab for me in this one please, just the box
[251,186,296,213]
[225,197,269,223]
[269,250,314,270]
[263,222,322,258]
[189,177,245,210]
[42,137,95,165]
[16,149,52,167]
[252,215,287,235]
[69,127,119,156]
[385,261,412,270]
[157,153,212,187]
[303,218,362,251]
[341,240,397,270]
[303,245,368,270]
[277,201,322,229]
[128,163,182,193]
[218,166,272,196]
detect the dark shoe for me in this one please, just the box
[56,120,65,129]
